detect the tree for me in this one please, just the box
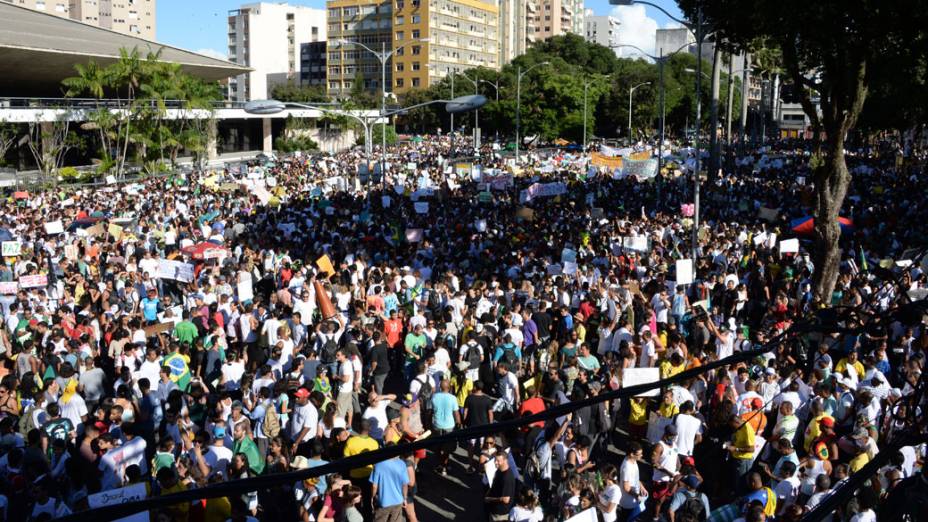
[270,82,329,104]
[680,0,928,305]
[0,121,19,167]
[23,118,81,181]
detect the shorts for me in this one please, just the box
[336,392,353,418]
[404,434,427,460]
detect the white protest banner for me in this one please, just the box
[19,274,48,288]
[622,236,649,253]
[237,279,254,302]
[766,232,777,250]
[779,238,800,255]
[484,172,514,190]
[520,182,567,203]
[44,220,64,235]
[565,507,599,522]
[405,228,423,242]
[622,157,659,180]
[157,259,195,283]
[202,248,225,260]
[88,482,149,522]
[547,264,563,276]
[561,248,577,264]
[563,261,578,275]
[675,259,694,286]
[105,175,117,185]
[0,282,17,294]
[753,232,768,246]
[414,202,429,214]
[252,187,272,205]
[64,244,78,260]
[475,219,487,232]
[266,176,277,187]
[622,367,661,397]
[1,241,21,257]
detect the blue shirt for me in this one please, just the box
[141,297,160,322]
[430,392,458,430]
[370,457,409,508]
[493,344,522,364]
[308,458,329,494]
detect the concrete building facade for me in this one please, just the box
[300,41,327,87]
[584,8,619,51]
[498,0,530,65]
[530,0,583,42]
[325,0,393,96]
[2,0,156,39]
[228,2,326,102]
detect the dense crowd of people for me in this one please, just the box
[0,134,924,522]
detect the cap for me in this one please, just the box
[751,397,764,410]
[589,381,603,393]
[765,367,776,376]
[295,388,311,399]
[819,417,835,428]
[213,426,226,439]
[683,475,700,489]
[291,456,310,470]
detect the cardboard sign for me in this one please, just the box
[675,259,694,286]
[414,202,429,214]
[758,207,779,222]
[142,321,174,338]
[405,229,423,243]
[515,207,535,221]
[237,279,254,302]
[156,259,195,283]
[44,220,64,235]
[88,483,149,522]
[565,508,599,522]
[316,255,336,277]
[779,238,800,255]
[19,274,48,288]
[108,223,123,240]
[0,282,17,294]
[622,367,661,397]
[1,241,21,257]
[64,244,79,261]
[86,222,106,237]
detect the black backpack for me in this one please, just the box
[321,336,338,363]
[466,343,482,369]
[676,492,707,522]
[501,345,519,368]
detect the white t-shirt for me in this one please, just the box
[499,371,519,407]
[674,414,703,457]
[205,444,234,479]
[338,361,354,394]
[618,458,640,509]
[850,509,876,522]
[290,402,319,442]
[363,400,390,441]
[59,395,88,429]
[774,475,800,511]
[222,361,246,391]
[509,505,543,522]
[600,482,623,521]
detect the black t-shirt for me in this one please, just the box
[463,393,493,427]
[487,466,516,516]
[370,342,391,375]
[532,311,552,339]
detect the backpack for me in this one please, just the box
[466,343,482,369]
[18,403,37,435]
[321,336,338,364]
[416,376,433,405]
[262,402,281,438]
[523,435,549,488]
[676,492,707,522]
[501,345,519,368]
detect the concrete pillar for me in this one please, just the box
[262,117,273,153]
[207,119,219,161]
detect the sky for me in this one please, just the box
[156,0,685,61]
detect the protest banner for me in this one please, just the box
[88,483,149,522]
[519,182,567,203]
[44,220,64,235]
[237,279,254,302]
[1,241,21,257]
[86,222,106,237]
[455,162,472,178]
[622,157,659,180]
[565,508,599,522]
[414,201,429,214]
[0,282,17,294]
[758,207,779,222]
[142,321,174,337]
[64,244,78,260]
[622,236,649,253]
[681,203,695,217]
[19,274,48,288]
[156,259,195,283]
[316,255,336,277]
[202,247,225,260]
[591,152,623,169]
[622,367,661,397]
[676,259,694,285]
[484,172,514,190]
[107,223,123,240]
[475,219,487,232]
[515,207,535,221]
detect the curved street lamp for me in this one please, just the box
[515,61,551,161]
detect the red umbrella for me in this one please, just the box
[182,242,228,261]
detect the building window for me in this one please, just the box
[412,14,420,24]
[412,45,421,55]
[396,78,404,88]
[395,16,404,25]
[412,29,420,39]
[412,77,420,87]
[396,63,404,71]
[396,31,404,40]
[411,61,420,71]
[396,1,404,9]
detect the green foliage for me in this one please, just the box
[275,135,319,153]
[356,124,397,146]
[270,82,329,103]
[58,166,93,183]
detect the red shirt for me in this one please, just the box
[384,318,403,347]
[518,397,546,431]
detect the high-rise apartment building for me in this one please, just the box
[325,0,393,96]
[499,0,530,65]
[228,2,326,102]
[394,0,499,93]
[2,0,156,39]
[584,8,619,51]
[529,0,583,42]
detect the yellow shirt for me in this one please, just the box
[849,452,870,473]
[803,413,834,452]
[732,422,756,460]
[452,375,473,407]
[575,323,587,343]
[835,358,865,379]
[343,434,379,478]
[629,399,648,426]
[659,360,685,380]
[658,402,679,419]
[205,496,232,522]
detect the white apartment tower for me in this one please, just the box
[2,0,156,39]
[584,8,619,52]
[228,2,326,102]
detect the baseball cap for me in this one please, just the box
[213,426,226,439]
[819,417,835,428]
[683,475,700,488]
[751,397,764,410]
[295,388,311,399]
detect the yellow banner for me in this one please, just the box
[591,152,623,169]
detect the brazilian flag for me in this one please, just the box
[163,351,191,392]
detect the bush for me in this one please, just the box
[58,166,93,183]
[274,135,319,153]
[357,124,397,146]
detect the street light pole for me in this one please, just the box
[381,41,387,184]
[515,62,550,163]
[628,81,651,146]
[583,80,588,151]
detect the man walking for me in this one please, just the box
[370,450,409,522]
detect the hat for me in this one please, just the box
[213,426,226,439]
[291,456,310,470]
[765,367,776,376]
[819,354,832,365]
[60,379,78,404]
[294,388,311,399]
[589,381,603,393]
[682,475,700,489]
[819,417,835,428]
[751,397,764,410]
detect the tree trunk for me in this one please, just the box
[811,135,851,305]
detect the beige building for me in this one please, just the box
[529,0,583,42]
[1,0,156,40]
[325,0,394,96]
[499,0,530,65]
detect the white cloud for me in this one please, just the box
[195,48,228,61]
[610,4,660,60]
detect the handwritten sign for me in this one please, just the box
[316,255,336,277]
[519,182,567,203]
[622,367,661,397]
[88,483,149,522]
[0,282,17,294]
[675,259,694,286]
[156,259,194,283]
[44,220,64,235]
[779,238,800,255]
[19,274,48,288]
[1,241,21,257]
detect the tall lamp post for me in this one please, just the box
[610,42,693,176]
[611,0,707,261]
[516,61,551,162]
[336,37,429,182]
[628,81,651,146]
